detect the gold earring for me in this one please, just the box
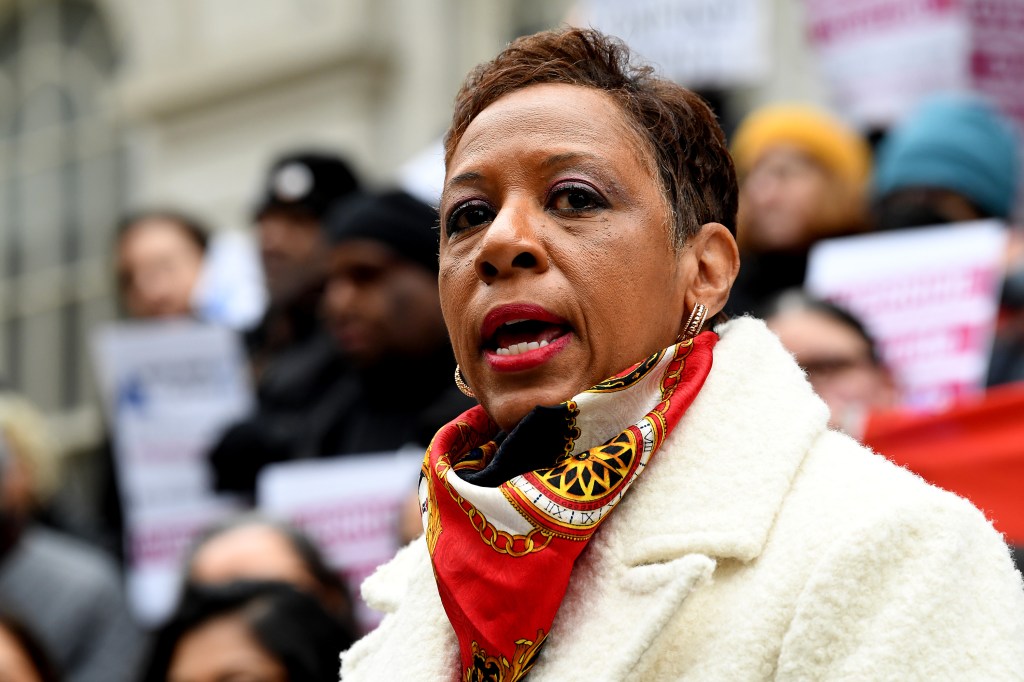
[454,365,475,398]
[679,303,708,342]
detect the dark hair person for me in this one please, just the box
[340,29,1024,681]
[761,290,897,437]
[142,581,350,682]
[183,513,357,640]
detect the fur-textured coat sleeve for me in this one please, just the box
[777,472,1023,680]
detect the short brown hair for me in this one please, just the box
[444,27,738,246]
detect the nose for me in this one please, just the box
[748,161,794,205]
[744,171,778,207]
[473,203,549,284]
[324,276,357,320]
[259,220,289,257]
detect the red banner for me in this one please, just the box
[863,381,1024,544]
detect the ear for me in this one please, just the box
[684,222,740,317]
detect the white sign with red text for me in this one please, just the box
[806,220,1007,410]
[969,0,1024,217]
[92,321,253,623]
[257,449,424,632]
[125,497,243,624]
[805,0,970,128]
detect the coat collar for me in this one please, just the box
[342,317,830,681]
[608,316,830,567]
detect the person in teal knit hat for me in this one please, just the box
[873,92,1020,230]
[873,93,1024,387]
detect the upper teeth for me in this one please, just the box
[496,339,550,356]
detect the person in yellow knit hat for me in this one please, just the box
[727,104,871,314]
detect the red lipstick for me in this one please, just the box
[480,303,573,373]
[481,303,567,341]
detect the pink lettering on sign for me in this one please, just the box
[808,0,961,44]
[825,267,996,318]
[291,498,399,546]
[879,324,986,364]
[970,0,1024,209]
[131,519,209,564]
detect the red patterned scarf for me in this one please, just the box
[419,332,716,681]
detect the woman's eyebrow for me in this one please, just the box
[540,151,601,169]
[444,170,484,193]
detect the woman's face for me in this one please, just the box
[767,308,897,433]
[738,145,830,252]
[439,83,693,432]
[116,219,204,319]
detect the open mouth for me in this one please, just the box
[479,304,574,371]
[487,319,572,356]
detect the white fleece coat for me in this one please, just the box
[341,318,1024,681]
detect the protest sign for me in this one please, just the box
[258,448,424,632]
[805,0,970,128]
[805,221,1007,410]
[92,320,253,622]
[580,0,769,87]
[968,0,1024,215]
[969,0,1024,126]
[125,496,243,624]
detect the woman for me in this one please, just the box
[183,513,357,641]
[341,29,1024,681]
[142,581,351,682]
[115,210,209,320]
[727,104,871,314]
[761,290,897,437]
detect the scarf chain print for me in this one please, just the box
[420,332,716,682]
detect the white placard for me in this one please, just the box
[92,320,254,622]
[805,0,970,129]
[805,221,1007,409]
[258,449,424,632]
[126,496,243,624]
[580,0,769,87]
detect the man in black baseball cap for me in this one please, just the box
[206,152,361,497]
[248,151,360,379]
[255,152,360,315]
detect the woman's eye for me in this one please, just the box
[550,185,603,212]
[446,202,494,236]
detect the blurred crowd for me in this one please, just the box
[0,38,1023,682]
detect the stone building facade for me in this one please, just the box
[0,0,822,431]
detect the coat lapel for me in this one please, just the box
[342,318,830,682]
[527,318,831,680]
[610,317,830,563]
[528,536,717,681]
